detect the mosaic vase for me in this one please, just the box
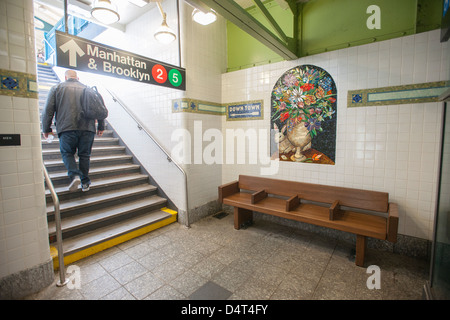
[286,118,311,161]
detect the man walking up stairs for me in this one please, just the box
[41,69,104,193]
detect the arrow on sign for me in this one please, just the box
[230,112,261,117]
[59,39,85,67]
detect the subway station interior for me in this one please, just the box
[0,0,450,303]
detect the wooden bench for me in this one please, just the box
[218,175,399,267]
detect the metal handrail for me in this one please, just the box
[42,38,55,56]
[43,164,69,287]
[105,89,190,228]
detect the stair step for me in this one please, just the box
[46,184,157,216]
[42,145,126,159]
[45,173,150,198]
[47,195,167,237]
[43,145,125,152]
[40,130,115,144]
[51,208,176,264]
[44,154,133,170]
[48,163,141,182]
[37,77,58,83]
[41,137,119,149]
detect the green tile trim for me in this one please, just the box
[0,69,38,99]
[172,98,263,121]
[198,101,226,114]
[348,81,450,107]
[172,98,225,115]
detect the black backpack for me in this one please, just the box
[80,86,108,120]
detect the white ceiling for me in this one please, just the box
[34,0,159,29]
[34,0,160,50]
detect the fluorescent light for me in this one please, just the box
[91,0,120,25]
[192,8,217,25]
[127,0,149,7]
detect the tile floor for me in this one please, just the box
[25,213,429,300]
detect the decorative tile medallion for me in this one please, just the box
[1,76,19,90]
[352,93,362,104]
[0,69,38,99]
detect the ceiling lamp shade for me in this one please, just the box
[154,2,176,44]
[91,0,120,25]
[192,8,217,25]
[154,16,177,44]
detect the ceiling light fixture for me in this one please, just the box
[91,0,120,25]
[154,2,176,44]
[192,8,217,25]
[184,0,216,25]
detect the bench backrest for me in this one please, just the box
[238,175,389,213]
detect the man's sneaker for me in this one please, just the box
[68,177,80,192]
[82,183,90,192]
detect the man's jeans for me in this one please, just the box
[59,130,95,185]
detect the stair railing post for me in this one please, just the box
[43,164,69,287]
[184,170,189,228]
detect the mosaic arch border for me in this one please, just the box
[270,64,337,165]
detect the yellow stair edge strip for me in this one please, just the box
[51,208,177,270]
[161,207,177,215]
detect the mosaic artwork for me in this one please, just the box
[270,65,337,164]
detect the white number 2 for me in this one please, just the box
[156,68,164,80]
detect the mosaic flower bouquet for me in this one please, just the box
[271,65,336,139]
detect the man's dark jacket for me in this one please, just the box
[42,78,105,135]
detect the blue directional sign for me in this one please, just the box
[227,101,263,120]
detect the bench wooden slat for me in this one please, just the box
[238,175,389,213]
[223,192,387,240]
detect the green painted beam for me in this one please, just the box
[253,0,288,42]
[281,0,297,14]
[198,0,298,60]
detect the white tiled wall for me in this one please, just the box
[0,0,50,278]
[222,30,450,240]
[181,1,226,211]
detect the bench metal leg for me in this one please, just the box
[355,235,366,267]
[234,207,253,230]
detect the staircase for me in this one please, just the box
[37,63,59,114]
[38,64,177,268]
